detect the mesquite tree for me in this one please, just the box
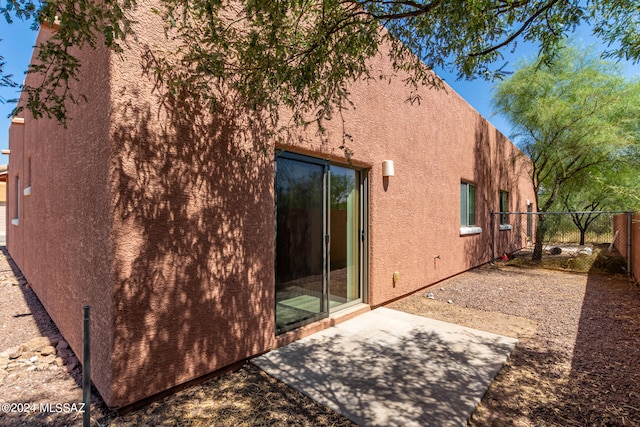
[493,45,640,260]
[1,0,639,131]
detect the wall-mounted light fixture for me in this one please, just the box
[382,160,395,177]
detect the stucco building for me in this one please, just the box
[7,7,535,409]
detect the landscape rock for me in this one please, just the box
[550,247,562,255]
[579,247,593,255]
[1,337,70,374]
[56,340,69,351]
[40,354,57,364]
[65,361,79,373]
[4,346,22,359]
[19,351,37,361]
[25,336,54,352]
[57,348,73,360]
[40,345,57,356]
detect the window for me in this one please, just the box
[460,182,477,229]
[499,191,508,225]
[24,156,32,196]
[11,175,20,226]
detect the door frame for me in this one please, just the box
[274,150,368,334]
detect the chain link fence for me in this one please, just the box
[491,211,632,275]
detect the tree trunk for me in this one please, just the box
[532,216,547,262]
[579,229,586,246]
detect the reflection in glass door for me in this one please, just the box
[275,152,364,334]
[275,154,327,333]
[329,166,360,309]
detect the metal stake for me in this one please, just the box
[83,306,91,427]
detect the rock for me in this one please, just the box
[40,354,56,364]
[56,340,69,351]
[17,279,28,286]
[19,352,36,361]
[25,336,54,352]
[29,356,38,363]
[0,355,9,369]
[3,346,22,359]
[57,348,73,361]
[579,247,593,255]
[54,357,65,367]
[550,247,562,255]
[40,345,56,357]
[65,361,79,373]
[447,299,453,304]
[36,363,50,371]
[26,365,37,372]
[426,293,435,299]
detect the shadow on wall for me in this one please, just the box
[463,118,531,266]
[108,57,277,407]
[460,118,499,267]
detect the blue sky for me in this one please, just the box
[0,18,638,153]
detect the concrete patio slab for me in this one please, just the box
[252,307,517,427]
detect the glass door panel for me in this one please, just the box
[275,155,327,333]
[329,166,360,309]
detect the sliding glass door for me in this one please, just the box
[329,166,360,308]
[275,152,365,334]
[275,154,327,333]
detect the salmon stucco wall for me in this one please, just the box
[106,5,276,407]
[282,45,536,307]
[7,28,115,403]
[9,2,536,410]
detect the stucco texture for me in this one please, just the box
[281,42,535,306]
[106,5,276,407]
[7,28,114,402]
[8,1,536,409]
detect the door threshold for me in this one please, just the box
[275,303,370,348]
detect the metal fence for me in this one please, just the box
[490,211,632,275]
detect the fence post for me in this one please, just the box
[627,212,632,277]
[490,211,495,265]
[83,306,91,427]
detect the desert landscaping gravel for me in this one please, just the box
[1,247,639,426]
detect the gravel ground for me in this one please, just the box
[389,264,640,427]
[1,248,639,426]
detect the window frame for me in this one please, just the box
[460,181,481,235]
